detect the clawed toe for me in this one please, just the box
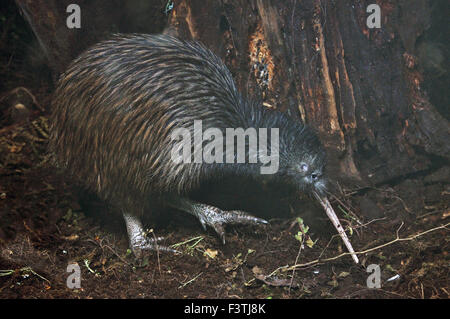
[131,236,179,259]
[197,206,269,244]
[166,197,269,245]
[224,210,269,226]
[123,212,179,258]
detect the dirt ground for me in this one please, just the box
[0,87,448,299]
[0,1,448,300]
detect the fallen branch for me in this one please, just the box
[284,222,449,271]
[314,192,359,264]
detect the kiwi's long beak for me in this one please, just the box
[313,191,359,264]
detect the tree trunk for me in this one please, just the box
[15,0,449,186]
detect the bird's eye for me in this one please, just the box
[300,163,309,172]
[311,173,319,180]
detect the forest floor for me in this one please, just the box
[0,86,448,299]
[0,0,448,298]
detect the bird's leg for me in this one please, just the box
[166,196,268,244]
[122,212,177,258]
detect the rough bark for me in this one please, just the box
[15,0,449,187]
[14,0,168,75]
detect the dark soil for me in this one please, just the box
[0,88,448,300]
[0,0,448,300]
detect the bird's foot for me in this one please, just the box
[191,203,269,244]
[129,231,178,259]
[123,212,178,259]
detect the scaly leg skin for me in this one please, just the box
[122,212,177,258]
[167,196,268,244]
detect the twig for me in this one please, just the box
[11,87,45,112]
[316,216,387,261]
[314,192,359,263]
[0,266,51,284]
[286,222,449,271]
[85,237,131,266]
[170,236,204,249]
[289,223,304,295]
[149,230,162,275]
[178,272,203,289]
[23,220,42,241]
[103,244,131,266]
[326,189,362,225]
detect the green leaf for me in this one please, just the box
[306,238,315,248]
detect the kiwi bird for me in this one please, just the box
[49,34,358,263]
